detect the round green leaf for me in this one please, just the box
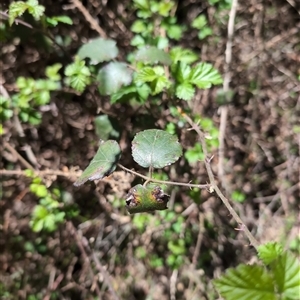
[125,184,169,214]
[132,129,182,168]
[77,38,118,64]
[74,140,121,186]
[135,46,172,65]
[97,62,133,95]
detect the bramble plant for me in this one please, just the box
[3,0,299,299]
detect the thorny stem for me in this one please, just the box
[117,164,210,189]
[181,110,260,250]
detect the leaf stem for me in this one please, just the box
[117,164,210,189]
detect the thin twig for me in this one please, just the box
[4,142,35,171]
[117,164,210,189]
[67,222,102,298]
[182,112,259,249]
[0,168,80,178]
[92,253,120,300]
[70,0,107,38]
[0,11,33,28]
[192,212,204,266]
[218,0,238,187]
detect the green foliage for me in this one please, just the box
[94,115,120,140]
[231,190,246,203]
[184,117,219,164]
[126,184,169,214]
[64,58,91,92]
[134,46,172,65]
[192,15,213,40]
[0,97,14,121]
[214,243,300,300]
[2,64,61,125]
[9,0,45,25]
[131,129,182,168]
[26,173,78,232]
[74,140,121,186]
[77,38,119,64]
[97,62,132,95]
[45,15,73,26]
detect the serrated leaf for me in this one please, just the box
[175,62,192,83]
[176,83,195,101]
[135,46,172,65]
[150,75,170,95]
[9,2,28,25]
[77,38,118,64]
[170,47,198,64]
[132,129,182,168]
[192,15,208,30]
[74,140,121,186]
[258,242,284,265]
[271,252,300,299]
[190,62,223,89]
[27,0,45,20]
[214,264,276,300]
[97,62,132,95]
[166,24,183,40]
[135,67,157,84]
[125,184,169,214]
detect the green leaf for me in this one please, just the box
[32,205,48,219]
[97,62,132,95]
[64,58,91,92]
[135,66,170,95]
[198,27,213,40]
[45,63,62,81]
[125,184,169,214]
[135,46,172,65]
[133,0,150,11]
[157,2,174,17]
[94,115,120,140]
[74,140,121,186]
[170,47,198,64]
[231,190,246,203]
[166,24,183,40]
[175,83,195,101]
[190,62,223,89]
[258,242,284,265]
[130,35,146,47]
[135,67,157,83]
[26,0,45,21]
[271,252,300,299]
[175,63,192,83]
[132,129,182,168]
[46,15,73,26]
[131,20,147,33]
[168,239,185,255]
[31,219,44,232]
[192,15,208,30]
[214,264,277,300]
[77,38,119,64]
[184,142,204,164]
[110,85,138,104]
[9,1,28,25]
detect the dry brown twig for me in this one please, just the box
[69,0,107,38]
[218,0,238,190]
[68,221,120,300]
[181,111,260,250]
